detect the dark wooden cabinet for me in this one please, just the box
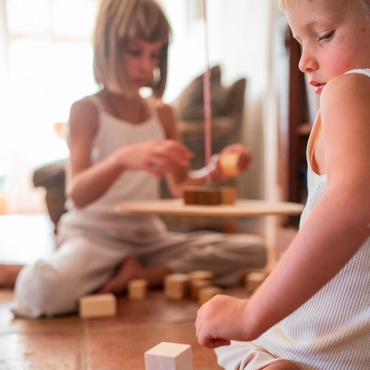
[284,30,312,224]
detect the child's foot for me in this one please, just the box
[97,257,172,294]
[262,360,300,370]
[0,264,23,288]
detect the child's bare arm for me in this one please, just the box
[156,101,251,196]
[196,73,370,346]
[66,99,192,208]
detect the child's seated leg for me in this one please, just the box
[215,341,298,370]
[98,256,172,293]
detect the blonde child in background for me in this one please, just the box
[196,0,370,369]
[8,0,266,318]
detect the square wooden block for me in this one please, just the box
[164,273,190,300]
[128,279,148,300]
[145,342,193,370]
[79,293,117,319]
[198,286,223,305]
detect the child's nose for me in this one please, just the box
[298,48,318,73]
[139,56,156,72]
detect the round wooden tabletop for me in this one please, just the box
[116,199,304,218]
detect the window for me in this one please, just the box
[0,0,99,213]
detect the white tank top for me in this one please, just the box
[68,95,166,215]
[254,69,370,369]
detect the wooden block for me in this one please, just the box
[183,186,236,205]
[245,271,268,294]
[183,186,221,205]
[79,293,117,318]
[164,273,190,300]
[190,279,212,300]
[220,187,236,205]
[188,270,214,284]
[220,152,240,177]
[128,279,148,300]
[145,342,193,370]
[198,286,223,305]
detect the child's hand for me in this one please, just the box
[115,140,193,178]
[210,144,251,183]
[195,294,250,348]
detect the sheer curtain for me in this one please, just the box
[0,0,99,214]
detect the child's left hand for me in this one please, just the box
[210,144,251,183]
[195,294,250,348]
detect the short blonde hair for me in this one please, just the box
[93,0,171,97]
[279,0,370,13]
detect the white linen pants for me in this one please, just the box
[12,211,266,318]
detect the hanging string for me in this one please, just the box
[201,0,212,184]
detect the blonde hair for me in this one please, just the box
[279,0,370,14]
[93,0,171,97]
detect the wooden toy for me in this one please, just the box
[145,342,193,370]
[183,185,236,205]
[164,273,190,300]
[79,293,117,318]
[128,279,148,300]
[190,279,212,301]
[219,152,240,177]
[188,270,214,284]
[245,271,269,295]
[198,286,223,305]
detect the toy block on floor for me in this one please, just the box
[189,270,215,301]
[245,271,269,295]
[79,293,117,319]
[164,273,190,300]
[128,279,148,300]
[188,270,214,284]
[145,342,193,370]
[190,279,212,301]
[219,152,240,177]
[183,186,236,205]
[198,286,223,305]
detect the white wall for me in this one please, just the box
[161,0,274,201]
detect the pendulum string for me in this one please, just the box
[201,0,212,184]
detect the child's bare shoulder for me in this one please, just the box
[321,72,370,114]
[69,95,100,134]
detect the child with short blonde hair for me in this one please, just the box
[196,0,370,369]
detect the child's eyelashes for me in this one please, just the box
[318,31,335,42]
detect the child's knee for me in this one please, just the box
[13,262,79,318]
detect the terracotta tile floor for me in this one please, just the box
[0,214,297,369]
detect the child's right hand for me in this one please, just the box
[114,140,193,178]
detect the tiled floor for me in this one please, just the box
[0,214,297,369]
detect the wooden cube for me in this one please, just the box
[164,273,190,300]
[183,186,236,205]
[190,279,212,301]
[198,286,223,305]
[220,152,240,177]
[188,270,214,284]
[145,342,193,370]
[128,279,148,300]
[220,187,236,205]
[79,293,117,319]
[245,271,269,295]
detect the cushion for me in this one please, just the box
[173,65,228,120]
